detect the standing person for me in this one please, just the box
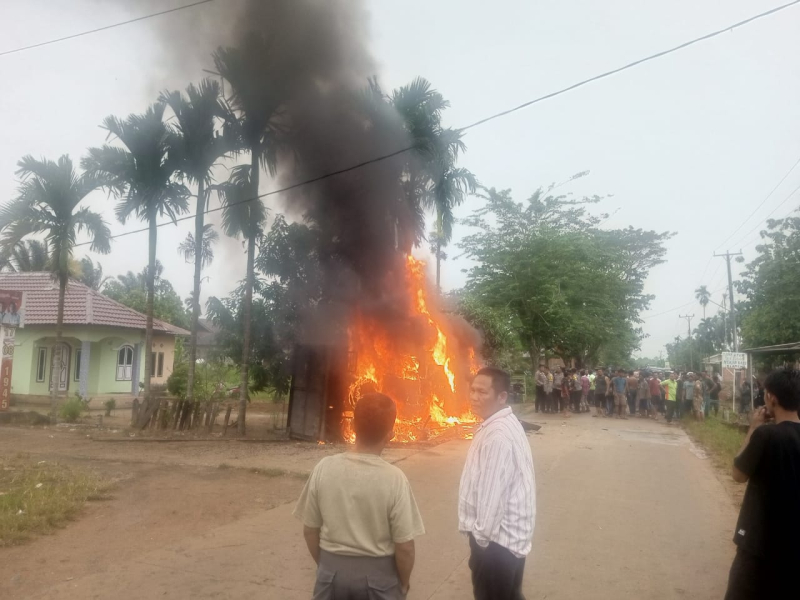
[552,367,564,415]
[570,369,582,414]
[534,364,547,414]
[626,371,638,417]
[675,372,686,419]
[580,370,591,413]
[611,369,628,419]
[459,367,536,600]
[560,371,571,417]
[693,373,705,421]
[683,372,695,417]
[543,367,554,415]
[593,368,609,417]
[294,393,425,599]
[637,372,650,417]
[708,372,722,417]
[753,380,765,409]
[724,369,800,600]
[661,371,679,423]
[739,380,752,415]
[648,373,662,419]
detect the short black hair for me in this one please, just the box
[763,369,800,411]
[476,366,511,395]
[354,393,397,445]
[628,370,634,376]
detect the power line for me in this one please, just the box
[714,156,800,251]
[642,285,727,320]
[72,0,800,248]
[731,180,800,248]
[0,0,217,58]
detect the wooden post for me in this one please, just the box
[223,405,232,436]
[131,397,140,427]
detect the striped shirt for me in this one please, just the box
[458,406,536,558]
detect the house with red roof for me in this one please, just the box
[0,272,189,406]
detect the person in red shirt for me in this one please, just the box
[648,374,662,418]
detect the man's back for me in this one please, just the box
[734,421,800,565]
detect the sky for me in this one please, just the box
[1,0,799,358]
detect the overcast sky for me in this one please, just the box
[1,0,799,358]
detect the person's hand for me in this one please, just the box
[750,406,768,429]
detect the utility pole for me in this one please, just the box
[679,314,695,370]
[714,250,743,352]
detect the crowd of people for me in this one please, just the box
[534,364,742,423]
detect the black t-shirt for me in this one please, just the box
[710,377,722,400]
[733,421,800,565]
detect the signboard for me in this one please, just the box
[0,291,23,411]
[722,352,748,370]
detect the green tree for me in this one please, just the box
[78,256,110,291]
[453,291,523,370]
[737,209,800,353]
[214,34,285,434]
[83,103,190,427]
[161,79,230,417]
[0,155,111,416]
[695,285,711,319]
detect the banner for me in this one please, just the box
[0,290,24,328]
[722,352,748,370]
[0,326,14,411]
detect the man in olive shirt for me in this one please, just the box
[725,369,800,599]
[294,393,425,599]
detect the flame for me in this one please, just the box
[343,255,479,443]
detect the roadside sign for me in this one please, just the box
[722,352,748,369]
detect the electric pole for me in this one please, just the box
[714,250,743,352]
[679,314,695,370]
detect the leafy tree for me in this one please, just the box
[452,291,523,370]
[0,155,111,416]
[103,262,190,330]
[214,33,285,434]
[737,209,800,353]
[83,103,190,427]
[78,256,110,291]
[161,79,230,415]
[459,185,671,369]
[695,285,711,319]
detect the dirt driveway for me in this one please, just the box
[0,412,740,599]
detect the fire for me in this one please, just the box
[343,255,479,443]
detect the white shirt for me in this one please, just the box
[458,406,536,558]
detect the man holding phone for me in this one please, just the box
[725,369,800,599]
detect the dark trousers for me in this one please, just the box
[570,390,581,412]
[665,400,677,423]
[535,386,544,412]
[725,548,794,600]
[627,392,636,415]
[468,535,526,600]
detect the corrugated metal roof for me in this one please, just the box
[0,272,189,335]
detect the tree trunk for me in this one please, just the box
[435,239,441,293]
[185,180,206,421]
[49,275,67,420]
[136,211,158,428]
[528,341,540,372]
[238,154,260,436]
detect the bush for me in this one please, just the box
[103,399,116,416]
[59,398,86,423]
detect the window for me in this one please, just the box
[36,348,47,382]
[116,345,134,381]
[151,352,164,378]
[74,349,81,382]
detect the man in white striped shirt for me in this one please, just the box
[459,367,536,600]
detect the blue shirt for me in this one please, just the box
[612,376,627,393]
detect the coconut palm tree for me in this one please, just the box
[0,155,111,416]
[161,79,230,414]
[178,224,219,268]
[695,285,711,318]
[83,103,189,427]
[1,239,52,272]
[214,33,285,434]
[78,256,110,291]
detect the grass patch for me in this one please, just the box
[683,415,746,468]
[0,457,111,546]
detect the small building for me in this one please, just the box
[1,273,189,407]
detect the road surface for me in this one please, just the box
[2,412,738,599]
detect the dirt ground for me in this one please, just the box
[0,409,741,599]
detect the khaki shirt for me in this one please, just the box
[293,452,425,557]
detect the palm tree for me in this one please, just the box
[161,79,229,414]
[214,33,285,434]
[695,285,711,318]
[83,103,189,428]
[1,239,52,272]
[178,224,218,268]
[0,155,111,416]
[78,256,110,291]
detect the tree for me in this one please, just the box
[695,285,711,319]
[0,155,111,416]
[78,256,110,291]
[214,33,285,434]
[161,79,230,418]
[459,185,671,368]
[737,208,800,355]
[83,103,190,427]
[1,239,50,272]
[103,262,190,330]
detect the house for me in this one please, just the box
[0,272,189,407]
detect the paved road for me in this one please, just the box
[12,413,738,599]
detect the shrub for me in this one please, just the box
[59,398,86,423]
[103,399,116,416]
